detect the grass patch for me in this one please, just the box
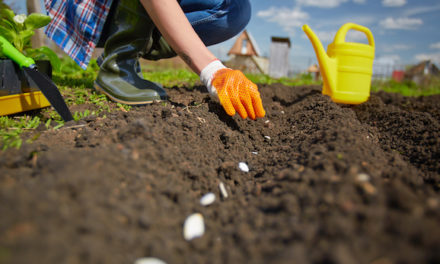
[247,73,321,86]
[371,78,440,96]
[0,116,42,150]
[143,68,199,87]
[0,57,114,150]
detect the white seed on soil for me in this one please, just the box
[265,120,270,124]
[219,182,228,198]
[281,111,285,114]
[251,151,258,155]
[183,213,205,241]
[238,162,249,172]
[356,173,370,182]
[134,257,167,264]
[200,192,216,206]
[264,136,271,140]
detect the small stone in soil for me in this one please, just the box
[134,257,167,264]
[238,162,249,172]
[183,213,205,241]
[219,182,228,198]
[200,192,216,206]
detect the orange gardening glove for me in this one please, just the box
[200,60,265,120]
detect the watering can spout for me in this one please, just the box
[302,25,336,94]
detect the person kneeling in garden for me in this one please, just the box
[44,0,265,120]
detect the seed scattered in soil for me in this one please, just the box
[356,173,370,182]
[219,182,228,198]
[427,198,438,209]
[360,182,377,195]
[183,213,205,241]
[264,120,272,128]
[238,162,249,172]
[131,149,140,160]
[264,136,271,140]
[251,152,258,155]
[134,257,167,264]
[200,193,216,206]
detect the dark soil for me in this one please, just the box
[1,84,439,264]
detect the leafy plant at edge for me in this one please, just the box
[0,7,60,71]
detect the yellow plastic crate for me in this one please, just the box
[0,91,50,116]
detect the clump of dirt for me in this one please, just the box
[0,84,439,264]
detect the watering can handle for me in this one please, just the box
[334,23,375,47]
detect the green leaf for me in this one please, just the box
[0,18,17,31]
[0,24,16,43]
[0,41,4,58]
[24,13,51,31]
[0,8,15,23]
[18,29,34,46]
[27,46,61,72]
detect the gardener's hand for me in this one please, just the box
[200,60,265,120]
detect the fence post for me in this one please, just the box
[27,0,45,48]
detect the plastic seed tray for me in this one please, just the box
[0,91,50,116]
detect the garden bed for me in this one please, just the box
[0,84,439,264]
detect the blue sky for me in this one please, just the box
[209,0,440,71]
[6,0,440,71]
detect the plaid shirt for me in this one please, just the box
[44,0,112,69]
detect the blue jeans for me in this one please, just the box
[180,0,251,46]
[98,0,250,48]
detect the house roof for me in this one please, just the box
[406,60,439,76]
[307,64,319,73]
[228,30,262,57]
[271,37,291,48]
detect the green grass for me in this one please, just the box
[1,56,439,150]
[0,57,114,150]
[0,115,43,150]
[371,78,440,96]
[247,72,321,86]
[143,68,199,87]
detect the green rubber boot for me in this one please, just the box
[142,28,177,61]
[94,0,167,105]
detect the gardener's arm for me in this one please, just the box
[140,0,214,74]
[140,0,265,120]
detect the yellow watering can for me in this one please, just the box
[302,23,375,104]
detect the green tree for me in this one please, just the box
[0,0,11,10]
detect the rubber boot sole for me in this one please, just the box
[94,82,163,105]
